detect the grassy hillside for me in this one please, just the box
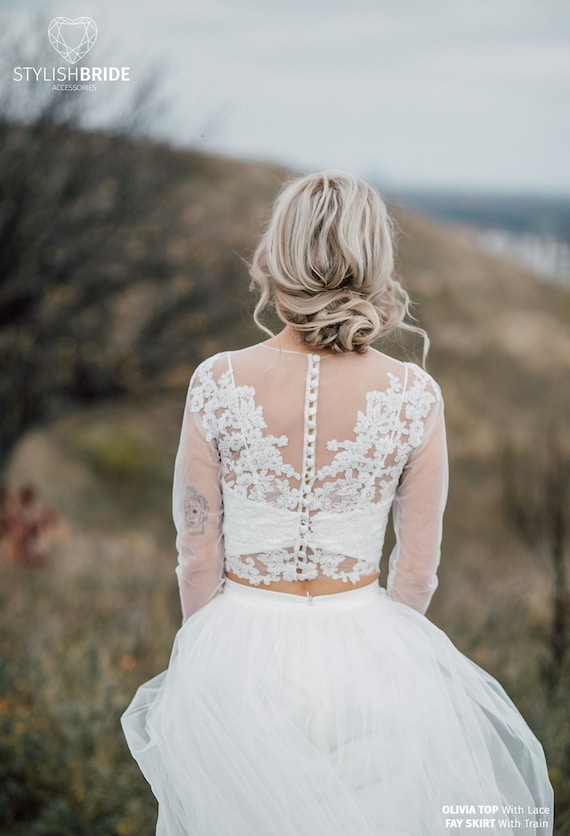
[1,142,569,834]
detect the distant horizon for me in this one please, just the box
[381,182,570,201]
[165,141,570,201]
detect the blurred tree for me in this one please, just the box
[0,19,238,463]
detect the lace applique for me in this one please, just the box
[190,355,301,509]
[225,548,372,585]
[315,367,438,509]
[189,354,440,585]
[225,549,316,585]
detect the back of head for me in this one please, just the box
[249,169,428,358]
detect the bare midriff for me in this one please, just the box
[225,571,380,596]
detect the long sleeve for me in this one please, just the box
[386,380,449,615]
[172,369,225,624]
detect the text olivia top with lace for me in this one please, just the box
[173,343,449,622]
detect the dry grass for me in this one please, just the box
[1,405,568,834]
[1,146,569,833]
[0,533,177,834]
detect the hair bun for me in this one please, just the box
[285,291,381,354]
[248,170,429,362]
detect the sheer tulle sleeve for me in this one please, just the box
[386,377,449,616]
[172,368,225,624]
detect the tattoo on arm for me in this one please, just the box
[184,485,209,535]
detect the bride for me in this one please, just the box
[121,170,554,835]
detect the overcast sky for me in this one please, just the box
[3,0,570,194]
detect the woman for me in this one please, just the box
[121,170,554,835]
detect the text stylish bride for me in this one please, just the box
[121,170,554,835]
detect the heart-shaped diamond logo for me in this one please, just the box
[48,17,97,65]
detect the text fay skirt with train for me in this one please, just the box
[121,579,555,835]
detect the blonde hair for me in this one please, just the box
[248,169,429,364]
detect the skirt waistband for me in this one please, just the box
[222,578,387,609]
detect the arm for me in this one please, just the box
[386,381,449,615]
[172,368,225,624]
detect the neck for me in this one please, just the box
[263,325,335,355]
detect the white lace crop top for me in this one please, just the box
[173,343,449,622]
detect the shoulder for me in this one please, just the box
[186,352,232,412]
[190,344,262,379]
[189,351,231,383]
[401,363,445,448]
[402,361,443,405]
[366,348,442,404]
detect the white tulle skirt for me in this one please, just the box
[121,579,554,835]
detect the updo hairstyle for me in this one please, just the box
[248,169,429,362]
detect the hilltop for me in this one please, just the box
[5,140,570,623]
[2,140,569,834]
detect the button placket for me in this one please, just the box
[296,354,320,573]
